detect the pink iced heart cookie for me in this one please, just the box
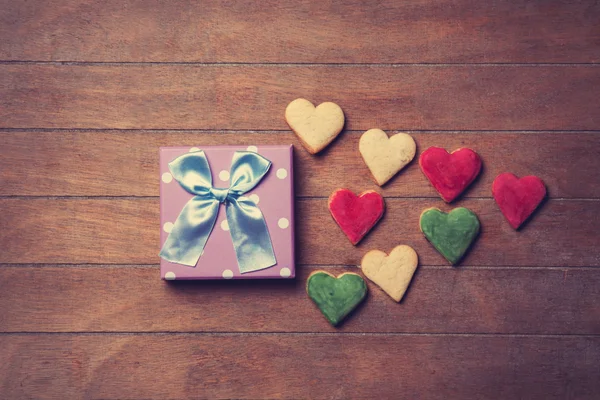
[492,173,546,229]
[328,189,385,245]
[419,147,482,202]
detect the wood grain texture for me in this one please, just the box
[1,0,599,63]
[2,131,599,198]
[1,0,599,397]
[1,65,599,130]
[1,334,599,399]
[1,266,598,334]
[1,198,598,266]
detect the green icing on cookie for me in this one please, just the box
[307,272,367,326]
[420,207,480,265]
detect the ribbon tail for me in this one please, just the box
[226,197,277,274]
[160,197,220,267]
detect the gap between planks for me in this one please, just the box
[1,128,599,134]
[1,61,600,67]
[1,196,598,201]
[1,263,597,270]
[0,332,598,338]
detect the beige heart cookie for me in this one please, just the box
[361,245,418,302]
[359,129,416,186]
[285,98,345,154]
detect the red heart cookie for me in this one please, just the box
[419,147,482,202]
[492,173,546,229]
[328,189,385,245]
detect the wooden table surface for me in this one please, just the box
[1,1,599,399]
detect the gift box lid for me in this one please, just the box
[159,145,295,280]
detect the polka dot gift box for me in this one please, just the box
[159,145,295,280]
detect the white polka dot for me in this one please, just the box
[249,194,260,204]
[246,145,258,152]
[164,271,176,280]
[278,218,290,229]
[219,170,230,182]
[276,168,288,179]
[161,172,173,183]
[221,220,229,231]
[280,267,291,278]
[163,222,174,233]
[189,147,200,152]
[222,269,234,279]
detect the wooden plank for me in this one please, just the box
[1,131,599,198]
[0,198,598,266]
[1,65,599,130]
[1,0,599,63]
[1,334,598,399]
[1,266,598,334]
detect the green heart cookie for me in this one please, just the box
[420,207,480,265]
[306,271,368,326]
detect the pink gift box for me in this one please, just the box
[159,145,295,280]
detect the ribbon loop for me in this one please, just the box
[160,150,277,274]
[167,150,213,196]
[229,151,272,194]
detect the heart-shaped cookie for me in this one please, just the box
[419,147,482,202]
[359,129,416,186]
[307,271,367,326]
[492,173,546,229]
[361,245,418,302]
[420,207,480,265]
[285,98,344,154]
[328,189,385,245]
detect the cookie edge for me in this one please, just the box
[328,189,386,245]
[419,147,482,203]
[285,98,344,155]
[306,270,368,326]
[360,130,416,187]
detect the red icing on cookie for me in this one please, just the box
[328,189,385,245]
[492,173,546,229]
[419,147,482,203]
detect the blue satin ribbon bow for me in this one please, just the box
[159,150,277,273]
